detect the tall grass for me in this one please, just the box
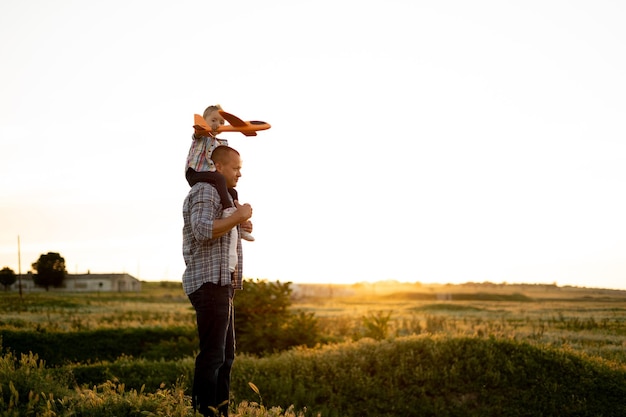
[2,336,625,416]
[232,335,626,417]
[0,349,309,417]
[2,282,626,416]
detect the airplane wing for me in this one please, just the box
[193,113,270,137]
[232,129,257,136]
[219,110,247,127]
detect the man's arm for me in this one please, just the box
[211,203,253,239]
[189,186,217,242]
[190,186,253,241]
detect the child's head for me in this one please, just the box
[203,104,225,134]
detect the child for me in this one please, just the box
[185,104,255,241]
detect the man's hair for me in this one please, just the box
[211,145,239,165]
[203,104,222,119]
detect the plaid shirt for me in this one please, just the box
[182,182,243,295]
[185,134,229,173]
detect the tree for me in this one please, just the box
[0,267,16,291]
[32,252,67,290]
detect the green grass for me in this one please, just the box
[2,336,625,416]
[232,336,626,417]
[1,281,626,416]
[411,303,485,312]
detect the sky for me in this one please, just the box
[1,0,626,290]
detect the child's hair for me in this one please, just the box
[203,104,223,119]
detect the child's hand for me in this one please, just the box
[193,125,212,137]
[241,220,253,234]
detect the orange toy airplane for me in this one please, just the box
[194,110,271,137]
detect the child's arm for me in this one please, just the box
[193,127,212,139]
[193,114,214,138]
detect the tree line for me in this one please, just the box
[0,252,67,291]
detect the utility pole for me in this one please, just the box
[17,235,23,299]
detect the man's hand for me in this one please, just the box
[211,202,253,239]
[235,201,253,222]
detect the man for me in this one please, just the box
[182,145,253,417]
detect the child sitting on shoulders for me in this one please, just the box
[185,104,254,241]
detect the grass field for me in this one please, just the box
[1,280,626,416]
[295,282,626,364]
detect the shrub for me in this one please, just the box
[0,327,197,365]
[231,336,626,417]
[0,348,72,415]
[361,311,392,340]
[3,336,626,417]
[68,356,195,393]
[235,280,320,356]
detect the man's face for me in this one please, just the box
[204,110,225,133]
[216,152,242,189]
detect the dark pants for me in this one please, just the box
[188,282,235,417]
[186,168,239,209]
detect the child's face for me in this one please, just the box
[205,110,225,134]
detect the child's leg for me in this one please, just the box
[185,168,233,209]
[227,187,255,241]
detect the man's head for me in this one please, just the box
[203,104,225,134]
[211,146,242,188]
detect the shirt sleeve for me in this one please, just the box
[189,185,220,242]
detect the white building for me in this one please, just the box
[7,272,141,293]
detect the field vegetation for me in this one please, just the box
[1,280,626,416]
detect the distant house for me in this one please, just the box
[8,272,141,293]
